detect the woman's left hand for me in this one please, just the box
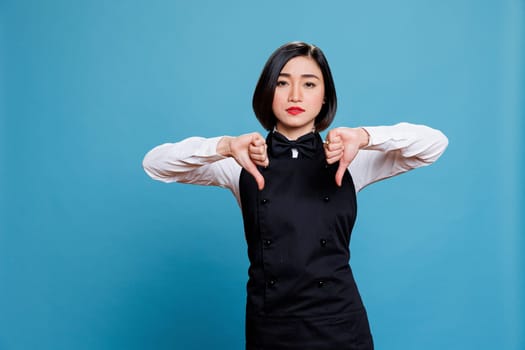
[324,127,370,187]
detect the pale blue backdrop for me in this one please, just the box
[0,1,523,349]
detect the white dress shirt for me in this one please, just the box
[142,122,448,206]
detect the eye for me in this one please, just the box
[304,82,316,88]
[276,80,288,87]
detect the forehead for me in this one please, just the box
[280,56,322,77]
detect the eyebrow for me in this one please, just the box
[278,72,321,80]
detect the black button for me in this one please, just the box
[268,279,276,287]
[320,239,327,247]
[323,196,330,202]
[264,239,272,247]
[318,280,325,288]
[261,198,269,204]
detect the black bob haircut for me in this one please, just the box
[252,41,337,132]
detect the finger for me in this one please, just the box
[261,144,269,167]
[250,152,266,161]
[327,134,341,143]
[335,161,348,187]
[243,160,265,190]
[325,129,339,140]
[326,131,341,144]
[251,154,269,167]
[323,138,340,147]
[324,150,343,164]
[326,156,339,165]
[325,154,342,165]
[250,145,269,167]
[249,144,266,155]
[324,133,342,149]
[251,134,266,146]
[326,142,343,152]
[325,149,343,161]
[262,147,269,167]
[326,135,342,143]
[335,150,358,187]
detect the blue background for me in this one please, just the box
[1,1,523,349]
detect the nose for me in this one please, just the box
[288,84,302,102]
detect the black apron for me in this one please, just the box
[239,131,374,350]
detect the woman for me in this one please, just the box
[143,41,448,350]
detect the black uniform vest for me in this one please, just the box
[239,132,374,350]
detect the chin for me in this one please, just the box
[280,118,315,129]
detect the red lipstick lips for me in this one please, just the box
[286,106,305,115]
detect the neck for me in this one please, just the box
[274,123,315,140]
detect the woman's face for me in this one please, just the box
[272,56,325,140]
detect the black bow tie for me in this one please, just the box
[268,131,320,159]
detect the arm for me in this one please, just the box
[142,133,269,201]
[349,122,449,192]
[142,136,241,191]
[324,122,448,192]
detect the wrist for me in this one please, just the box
[217,136,233,157]
[357,128,370,149]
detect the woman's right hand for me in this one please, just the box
[217,133,268,190]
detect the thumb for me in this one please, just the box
[244,161,265,190]
[335,157,352,187]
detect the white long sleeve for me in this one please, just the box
[142,136,243,201]
[350,122,448,192]
[142,122,448,204]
